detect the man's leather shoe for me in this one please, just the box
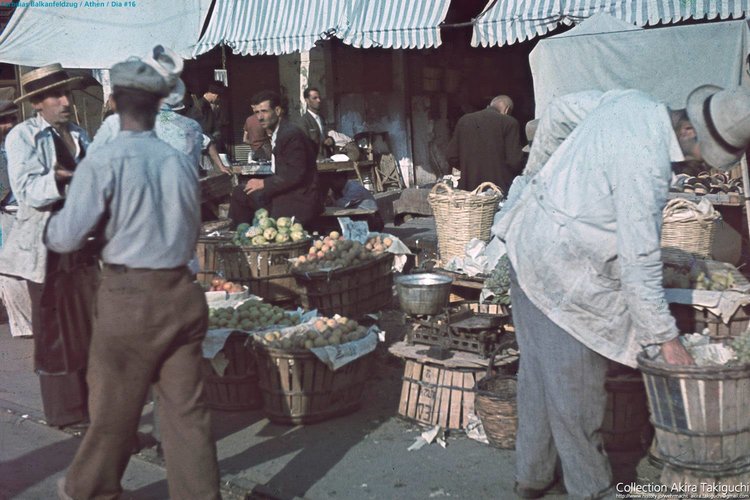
[514,479,566,499]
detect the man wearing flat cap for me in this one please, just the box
[494,86,750,499]
[47,55,220,500]
[0,64,95,431]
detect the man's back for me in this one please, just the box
[46,130,200,269]
[448,107,523,192]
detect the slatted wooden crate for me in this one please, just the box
[398,359,483,430]
[254,346,373,424]
[202,333,262,411]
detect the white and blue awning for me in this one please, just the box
[193,0,452,57]
[338,0,452,49]
[472,0,750,46]
[192,0,346,57]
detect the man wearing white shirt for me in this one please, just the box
[298,87,333,159]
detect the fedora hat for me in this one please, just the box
[687,85,750,170]
[110,58,170,97]
[15,64,83,104]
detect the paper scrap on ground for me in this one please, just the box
[408,425,446,451]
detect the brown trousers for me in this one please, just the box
[64,266,220,500]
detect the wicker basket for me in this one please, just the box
[254,345,373,424]
[428,182,502,263]
[474,367,517,449]
[202,333,262,411]
[293,253,394,318]
[216,239,310,302]
[661,199,720,265]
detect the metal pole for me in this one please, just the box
[741,153,750,253]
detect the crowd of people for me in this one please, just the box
[1,39,750,500]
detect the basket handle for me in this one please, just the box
[430,182,454,195]
[471,182,503,197]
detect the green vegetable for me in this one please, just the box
[483,254,512,305]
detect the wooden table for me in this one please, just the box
[317,160,378,191]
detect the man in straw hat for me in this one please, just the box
[0,99,34,340]
[0,64,96,431]
[494,86,750,499]
[46,54,220,500]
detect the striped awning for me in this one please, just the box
[472,0,750,46]
[192,0,345,57]
[338,0,452,49]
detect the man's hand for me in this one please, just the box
[244,178,264,195]
[54,163,73,183]
[660,337,694,365]
[323,137,335,147]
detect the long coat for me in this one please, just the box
[264,119,322,225]
[447,107,524,194]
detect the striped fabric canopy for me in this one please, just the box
[193,0,452,57]
[472,0,750,47]
[338,0,452,49]
[192,0,346,57]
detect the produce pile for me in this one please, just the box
[292,232,393,273]
[483,254,512,305]
[673,171,744,196]
[208,299,302,330]
[206,276,244,293]
[730,330,750,365]
[663,264,737,291]
[231,208,308,246]
[255,315,370,350]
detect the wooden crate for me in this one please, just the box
[202,333,261,411]
[217,239,310,302]
[293,253,394,319]
[254,346,373,425]
[196,232,233,286]
[398,359,483,431]
[670,303,749,339]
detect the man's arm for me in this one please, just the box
[612,112,692,365]
[45,155,112,253]
[5,128,66,208]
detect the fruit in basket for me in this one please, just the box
[263,227,278,241]
[255,208,269,219]
[663,264,737,291]
[258,217,276,230]
[245,226,262,238]
[236,223,251,235]
[277,217,292,229]
[255,315,370,350]
[290,230,305,242]
[208,300,301,330]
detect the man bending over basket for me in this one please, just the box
[495,86,750,499]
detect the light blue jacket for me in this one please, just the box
[496,90,684,367]
[0,115,88,283]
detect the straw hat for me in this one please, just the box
[14,64,83,104]
[686,85,750,170]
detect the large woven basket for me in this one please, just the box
[660,198,719,265]
[428,182,502,263]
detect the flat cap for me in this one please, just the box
[110,58,170,97]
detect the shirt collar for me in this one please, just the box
[118,129,158,139]
[307,109,320,119]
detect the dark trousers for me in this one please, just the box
[510,268,614,500]
[64,266,220,500]
[27,279,88,427]
[228,184,268,227]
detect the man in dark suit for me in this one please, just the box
[228,90,322,227]
[447,95,524,193]
[298,87,333,159]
